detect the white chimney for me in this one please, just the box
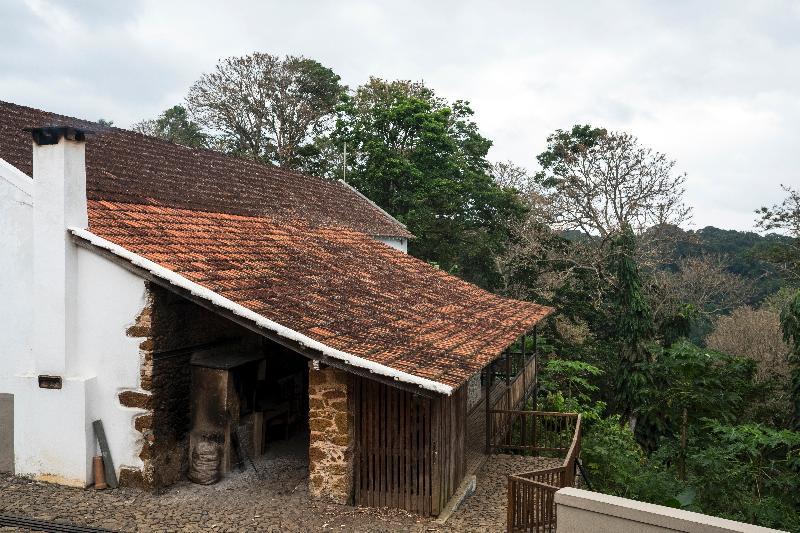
[31,127,88,376]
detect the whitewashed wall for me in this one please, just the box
[75,247,149,478]
[377,236,408,253]
[0,159,33,377]
[0,153,147,486]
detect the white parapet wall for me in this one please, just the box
[555,488,785,533]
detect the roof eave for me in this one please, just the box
[69,227,452,396]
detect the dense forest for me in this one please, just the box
[131,53,800,531]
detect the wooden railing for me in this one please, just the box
[493,411,582,533]
[486,353,537,449]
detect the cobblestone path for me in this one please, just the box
[0,447,558,532]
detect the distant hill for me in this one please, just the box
[669,226,794,304]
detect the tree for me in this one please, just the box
[334,78,526,288]
[133,105,206,148]
[186,52,345,168]
[97,118,114,127]
[535,126,691,238]
[641,341,757,479]
[756,185,800,281]
[497,126,692,323]
[608,225,654,428]
[780,290,800,429]
[649,255,752,343]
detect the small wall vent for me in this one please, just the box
[37,375,62,389]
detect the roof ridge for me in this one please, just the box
[337,179,409,232]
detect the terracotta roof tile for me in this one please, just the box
[1,100,554,391]
[86,200,552,389]
[0,100,411,238]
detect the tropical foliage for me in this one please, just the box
[128,52,800,530]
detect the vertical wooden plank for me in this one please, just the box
[379,383,385,509]
[484,366,492,453]
[404,390,409,510]
[92,420,118,488]
[370,380,377,508]
[430,395,441,516]
[389,389,400,508]
[410,395,417,513]
[353,378,360,506]
[424,397,431,517]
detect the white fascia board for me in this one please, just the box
[0,157,33,199]
[69,227,453,396]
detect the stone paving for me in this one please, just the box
[0,441,559,532]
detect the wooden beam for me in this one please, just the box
[72,235,439,399]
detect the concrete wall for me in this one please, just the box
[75,247,150,478]
[376,236,408,254]
[555,488,784,533]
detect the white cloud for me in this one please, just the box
[1,0,798,230]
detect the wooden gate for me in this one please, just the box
[352,377,466,516]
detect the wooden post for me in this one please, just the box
[532,325,538,411]
[521,334,527,449]
[93,420,118,488]
[521,333,527,406]
[484,365,491,454]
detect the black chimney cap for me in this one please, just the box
[25,126,91,146]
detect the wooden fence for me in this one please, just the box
[487,353,537,449]
[493,411,582,533]
[352,377,467,516]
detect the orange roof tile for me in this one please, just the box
[86,201,552,390]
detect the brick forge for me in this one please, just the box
[308,366,354,504]
[117,283,254,490]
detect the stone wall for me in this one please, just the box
[119,283,262,489]
[467,371,483,412]
[308,365,353,504]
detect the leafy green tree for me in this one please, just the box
[334,78,526,288]
[187,52,345,168]
[537,358,605,420]
[133,105,206,148]
[607,225,654,427]
[780,290,800,428]
[684,420,800,529]
[641,341,758,478]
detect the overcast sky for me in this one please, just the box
[1,0,798,231]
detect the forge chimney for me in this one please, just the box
[30,126,88,376]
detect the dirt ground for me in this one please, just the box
[0,441,556,532]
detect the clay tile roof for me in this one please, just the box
[83,201,553,391]
[0,101,412,238]
[1,100,554,393]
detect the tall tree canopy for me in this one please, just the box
[186,52,345,168]
[535,125,691,237]
[334,78,526,288]
[133,105,206,148]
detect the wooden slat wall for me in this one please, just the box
[353,377,467,516]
